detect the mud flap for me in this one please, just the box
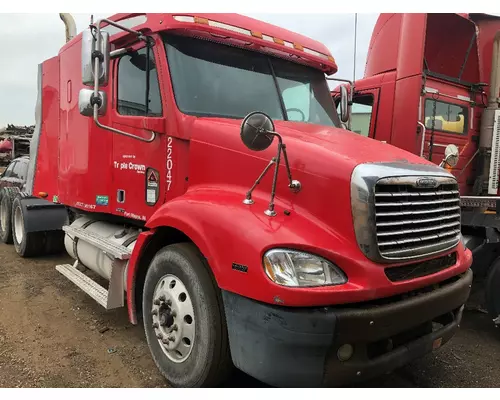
[17,196,68,233]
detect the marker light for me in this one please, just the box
[263,249,347,287]
[172,15,336,64]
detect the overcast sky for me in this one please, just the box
[0,13,377,127]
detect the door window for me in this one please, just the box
[117,46,162,117]
[351,94,374,137]
[424,99,468,135]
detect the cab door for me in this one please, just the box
[419,81,477,194]
[109,36,167,223]
[350,88,380,139]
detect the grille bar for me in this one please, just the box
[374,177,460,260]
[378,228,461,247]
[375,190,459,198]
[380,236,460,258]
[376,198,459,207]
[377,220,461,237]
[376,205,460,217]
[377,213,460,227]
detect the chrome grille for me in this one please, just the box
[374,177,461,260]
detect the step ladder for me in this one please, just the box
[56,225,132,310]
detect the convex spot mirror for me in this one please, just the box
[339,85,349,123]
[78,89,107,117]
[444,144,459,167]
[82,28,110,86]
[240,112,275,151]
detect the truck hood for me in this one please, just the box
[191,117,434,180]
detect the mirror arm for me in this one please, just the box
[270,132,301,193]
[90,19,156,143]
[243,158,277,205]
[265,138,282,217]
[417,121,426,157]
[92,106,156,143]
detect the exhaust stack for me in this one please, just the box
[59,13,76,43]
[479,31,500,194]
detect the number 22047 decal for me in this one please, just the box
[167,137,173,191]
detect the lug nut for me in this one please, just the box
[171,324,178,332]
[162,338,169,344]
[159,295,166,302]
[156,333,163,339]
[166,299,172,306]
[151,309,158,316]
[153,299,161,305]
[152,322,159,329]
[168,336,175,342]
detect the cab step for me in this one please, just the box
[62,225,132,260]
[56,224,131,310]
[56,262,109,308]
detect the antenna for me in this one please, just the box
[353,13,358,81]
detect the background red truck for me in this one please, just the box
[0,13,472,387]
[333,13,500,324]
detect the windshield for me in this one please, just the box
[164,34,340,127]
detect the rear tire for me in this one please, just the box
[11,195,45,257]
[0,187,20,244]
[142,243,232,387]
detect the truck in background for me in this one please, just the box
[333,13,500,324]
[0,13,473,387]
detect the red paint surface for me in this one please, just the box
[31,13,472,324]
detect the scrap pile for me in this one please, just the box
[0,124,33,166]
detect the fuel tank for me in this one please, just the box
[64,216,139,289]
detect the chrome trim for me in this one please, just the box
[351,162,459,264]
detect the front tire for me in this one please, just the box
[142,243,232,387]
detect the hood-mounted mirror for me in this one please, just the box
[240,111,301,216]
[440,144,459,168]
[339,85,349,123]
[240,111,275,151]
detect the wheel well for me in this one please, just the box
[134,226,194,321]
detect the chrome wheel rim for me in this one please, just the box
[151,274,195,363]
[14,205,24,244]
[0,198,6,232]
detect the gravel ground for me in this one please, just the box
[0,242,498,388]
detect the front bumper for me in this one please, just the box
[221,268,472,387]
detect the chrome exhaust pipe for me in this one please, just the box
[59,13,77,43]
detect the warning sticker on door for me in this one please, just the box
[145,168,159,206]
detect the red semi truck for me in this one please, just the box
[0,13,473,387]
[333,13,500,324]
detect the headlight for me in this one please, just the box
[263,249,347,287]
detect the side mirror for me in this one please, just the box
[81,28,110,87]
[240,111,275,151]
[78,89,107,117]
[339,85,349,123]
[440,144,460,168]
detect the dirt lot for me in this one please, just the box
[0,242,499,388]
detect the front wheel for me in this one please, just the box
[142,243,232,387]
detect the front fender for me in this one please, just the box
[145,187,368,307]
